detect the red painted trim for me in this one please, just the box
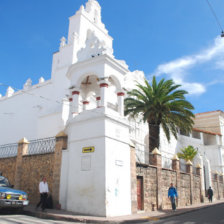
[83,101,89,105]
[96,97,101,100]
[72,91,80,95]
[69,98,73,102]
[100,83,108,88]
[117,92,125,96]
[192,128,221,136]
[195,110,222,115]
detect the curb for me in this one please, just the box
[23,210,116,224]
[121,202,224,224]
[23,202,224,224]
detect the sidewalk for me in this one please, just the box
[23,199,224,223]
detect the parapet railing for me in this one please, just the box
[179,159,187,173]
[0,137,56,158]
[28,137,56,155]
[0,143,18,158]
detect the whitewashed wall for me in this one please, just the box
[0,81,67,144]
[61,107,131,216]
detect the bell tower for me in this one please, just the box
[50,0,114,101]
[67,0,113,63]
[58,0,132,217]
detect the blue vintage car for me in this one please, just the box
[0,175,29,208]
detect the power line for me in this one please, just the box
[206,0,224,36]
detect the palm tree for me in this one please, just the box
[177,145,198,161]
[124,76,194,153]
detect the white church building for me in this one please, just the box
[0,0,224,217]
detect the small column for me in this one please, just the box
[130,144,137,213]
[150,148,162,210]
[149,148,161,166]
[186,160,193,174]
[220,173,224,184]
[186,160,193,204]
[67,97,73,120]
[216,135,221,145]
[172,154,180,198]
[117,92,125,116]
[99,80,109,107]
[204,158,212,191]
[214,171,220,200]
[196,164,201,176]
[72,90,80,114]
[52,132,68,209]
[196,164,204,202]
[172,154,180,171]
[15,138,29,189]
[96,96,101,108]
[82,100,89,111]
[200,132,204,144]
[220,173,224,199]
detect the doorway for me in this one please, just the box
[137,176,144,210]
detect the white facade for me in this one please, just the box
[159,125,224,190]
[60,108,131,216]
[1,0,224,216]
[0,0,143,217]
[0,0,144,146]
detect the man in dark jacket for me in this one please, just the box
[168,183,178,211]
[207,186,213,202]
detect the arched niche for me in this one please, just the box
[76,73,100,112]
[106,75,123,112]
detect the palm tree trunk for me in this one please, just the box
[148,122,160,152]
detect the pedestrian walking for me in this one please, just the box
[207,186,213,203]
[36,177,49,211]
[168,183,178,211]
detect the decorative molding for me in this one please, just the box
[77,30,113,62]
[18,137,29,144]
[152,147,161,155]
[56,131,67,138]
[172,154,180,161]
[117,92,125,96]
[72,91,80,95]
[99,83,108,88]
[186,160,193,165]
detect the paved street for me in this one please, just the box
[140,203,224,224]
[0,202,223,224]
[0,214,80,224]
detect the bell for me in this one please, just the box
[221,31,224,38]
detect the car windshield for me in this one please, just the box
[0,176,10,187]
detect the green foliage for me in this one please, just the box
[124,76,195,152]
[177,145,198,161]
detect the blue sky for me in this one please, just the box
[0,0,224,113]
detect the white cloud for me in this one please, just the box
[207,79,224,86]
[154,36,224,95]
[182,83,206,95]
[215,58,224,70]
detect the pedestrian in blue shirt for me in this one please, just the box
[168,183,178,211]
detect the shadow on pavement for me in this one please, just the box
[0,208,25,215]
